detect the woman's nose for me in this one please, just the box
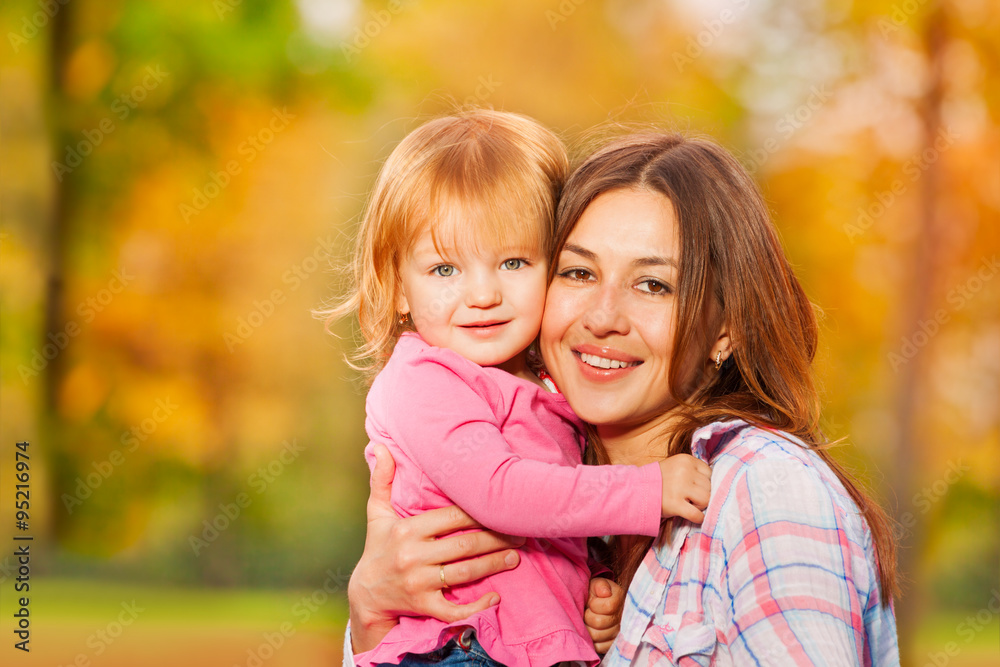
[581,284,629,336]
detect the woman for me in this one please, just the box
[346,133,899,665]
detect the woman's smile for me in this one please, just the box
[540,188,681,429]
[573,345,643,377]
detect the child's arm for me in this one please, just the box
[386,358,709,538]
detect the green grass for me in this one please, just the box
[3,576,348,629]
[1,577,349,666]
[3,577,996,666]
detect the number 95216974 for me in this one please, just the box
[15,441,30,531]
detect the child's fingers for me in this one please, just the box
[588,576,612,600]
[689,483,711,511]
[584,606,619,631]
[594,637,616,654]
[674,501,706,524]
[587,590,619,616]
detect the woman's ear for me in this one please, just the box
[711,323,732,366]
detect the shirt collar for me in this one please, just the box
[690,419,750,463]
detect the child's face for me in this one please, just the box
[397,227,548,371]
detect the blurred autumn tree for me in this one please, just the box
[1,0,997,663]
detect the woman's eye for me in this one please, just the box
[637,279,672,295]
[502,259,525,270]
[559,268,593,281]
[433,265,455,277]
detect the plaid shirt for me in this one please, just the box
[602,421,899,666]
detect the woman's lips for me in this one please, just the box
[571,345,643,380]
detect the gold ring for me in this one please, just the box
[439,565,449,589]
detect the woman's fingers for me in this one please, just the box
[366,444,398,522]
[437,549,520,588]
[424,591,501,624]
[425,526,525,564]
[403,504,482,538]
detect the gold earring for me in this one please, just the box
[398,312,410,325]
[715,350,722,370]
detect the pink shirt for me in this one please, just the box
[357,333,663,667]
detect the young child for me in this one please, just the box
[330,109,711,667]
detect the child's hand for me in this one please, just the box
[658,454,712,523]
[585,577,624,655]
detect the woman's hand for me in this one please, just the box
[348,444,526,654]
[585,577,625,655]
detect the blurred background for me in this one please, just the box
[1,0,997,665]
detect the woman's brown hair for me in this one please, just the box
[559,133,898,606]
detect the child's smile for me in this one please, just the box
[397,228,548,377]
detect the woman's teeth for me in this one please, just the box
[579,352,640,370]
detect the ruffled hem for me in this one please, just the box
[357,609,599,667]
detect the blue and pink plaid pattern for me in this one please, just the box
[602,421,899,666]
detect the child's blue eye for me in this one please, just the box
[502,259,525,270]
[433,265,456,277]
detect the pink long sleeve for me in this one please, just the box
[360,333,656,667]
[371,337,662,539]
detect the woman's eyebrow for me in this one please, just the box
[634,256,678,269]
[562,243,677,269]
[561,243,595,261]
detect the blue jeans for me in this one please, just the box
[389,629,504,667]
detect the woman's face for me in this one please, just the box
[540,188,682,429]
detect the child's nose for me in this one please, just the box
[465,272,502,308]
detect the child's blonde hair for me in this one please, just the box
[325,108,569,380]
